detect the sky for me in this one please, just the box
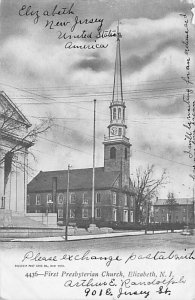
[0,0,195,199]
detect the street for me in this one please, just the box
[0,232,195,253]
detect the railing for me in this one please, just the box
[104,135,129,143]
[110,119,125,125]
[110,101,126,106]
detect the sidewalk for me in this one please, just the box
[10,229,181,242]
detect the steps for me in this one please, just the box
[12,215,46,228]
[0,209,47,228]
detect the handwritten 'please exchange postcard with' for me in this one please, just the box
[0,0,195,299]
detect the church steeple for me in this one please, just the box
[103,22,132,188]
[107,22,127,139]
[112,23,123,103]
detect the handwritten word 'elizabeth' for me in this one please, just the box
[19,4,74,24]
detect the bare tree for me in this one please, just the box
[133,165,167,224]
[0,102,53,177]
[1,103,52,153]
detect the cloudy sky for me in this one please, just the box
[0,0,195,198]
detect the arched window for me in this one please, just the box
[118,128,122,136]
[118,108,121,119]
[70,193,76,203]
[113,192,117,205]
[47,194,52,204]
[110,109,112,121]
[130,196,134,208]
[124,194,128,206]
[123,109,125,120]
[36,194,41,205]
[113,108,116,119]
[110,147,116,159]
[113,208,117,221]
[70,209,75,218]
[83,192,88,204]
[96,192,101,203]
[95,208,101,218]
[82,208,89,218]
[58,193,64,204]
[125,148,127,160]
[58,209,63,218]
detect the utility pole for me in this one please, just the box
[65,164,71,241]
[24,151,26,213]
[16,163,18,212]
[92,99,96,223]
[193,183,195,224]
[9,165,12,210]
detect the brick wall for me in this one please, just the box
[27,189,135,223]
[153,204,194,223]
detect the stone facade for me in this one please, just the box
[0,91,32,213]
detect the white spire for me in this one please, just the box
[112,21,123,103]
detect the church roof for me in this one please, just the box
[0,91,31,127]
[153,198,194,206]
[28,167,123,192]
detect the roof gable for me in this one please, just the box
[0,91,31,127]
[112,175,120,188]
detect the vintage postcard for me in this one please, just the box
[0,0,195,299]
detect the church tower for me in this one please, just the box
[103,24,132,188]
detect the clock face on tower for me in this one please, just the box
[111,127,117,135]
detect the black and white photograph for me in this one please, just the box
[0,0,195,299]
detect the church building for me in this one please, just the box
[0,91,33,213]
[27,27,136,226]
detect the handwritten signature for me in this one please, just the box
[180,13,195,176]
